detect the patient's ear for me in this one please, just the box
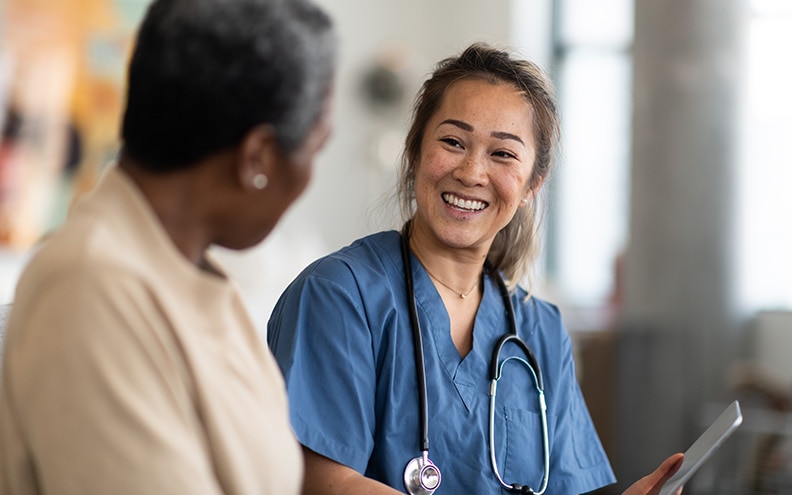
[237,124,279,191]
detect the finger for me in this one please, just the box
[650,453,685,491]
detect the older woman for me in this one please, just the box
[268,43,682,494]
[0,1,335,494]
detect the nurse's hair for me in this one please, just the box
[121,0,336,172]
[397,42,560,291]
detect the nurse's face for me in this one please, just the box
[411,79,537,254]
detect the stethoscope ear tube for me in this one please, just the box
[489,352,550,494]
[489,266,544,389]
[490,334,544,391]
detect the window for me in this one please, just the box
[549,0,633,307]
[736,0,792,311]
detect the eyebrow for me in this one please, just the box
[438,119,525,146]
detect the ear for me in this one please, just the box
[520,177,545,207]
[236,124,279,191]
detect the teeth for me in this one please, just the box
[443,193,487,211]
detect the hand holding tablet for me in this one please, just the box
[657,400,743,495]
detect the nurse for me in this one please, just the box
[268,43,682,494]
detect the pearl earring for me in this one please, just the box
[252,174,268,190]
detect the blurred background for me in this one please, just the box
[1,0,791,493]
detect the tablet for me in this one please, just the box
[658,400,743,495]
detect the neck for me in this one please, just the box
[406,220,488,298]
[118,155,217,267]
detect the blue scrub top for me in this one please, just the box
[268,231,616,494]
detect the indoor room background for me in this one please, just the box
[1,0,790,493]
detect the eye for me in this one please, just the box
[440,137,464,149]
[492,150,517,160]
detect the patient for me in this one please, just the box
[0,0,335,493]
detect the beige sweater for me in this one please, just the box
[0,167,302,494]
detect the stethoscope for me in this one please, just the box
[399,223,550,495]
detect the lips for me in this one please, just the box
[442,192,488,211]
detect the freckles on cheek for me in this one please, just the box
[418,147,453,178]
[415,161,439,187]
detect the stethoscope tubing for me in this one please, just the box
[488,355,550,494]
[400,223,431,454]
[400,222,549,494]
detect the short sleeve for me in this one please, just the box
[545,329,616,493]
[268,264,378,473]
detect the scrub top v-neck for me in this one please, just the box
[267,230,616,494]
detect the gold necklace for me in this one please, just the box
[424,267,479,299]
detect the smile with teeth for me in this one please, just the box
[443,192,488,212]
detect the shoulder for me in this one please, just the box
[507,287,571,350]
[16,173,163,304]
[292,230,402,289]
[9,190,175,349]
[511,287,564,328]
[14,219,151,313]
[269,230,404,342]
[16,234,126,304]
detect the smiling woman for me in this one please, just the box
[407,79,538,356]
[267,42,684,495]
[398,46,559,294]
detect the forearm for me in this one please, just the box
[302,446,402,495]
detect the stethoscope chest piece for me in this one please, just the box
[404,452,441,495]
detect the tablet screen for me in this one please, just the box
[658,400,743,495]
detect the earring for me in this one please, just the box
[252,174,268,190]
[521,198,529,205]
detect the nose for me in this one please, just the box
[452,151,488,187]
